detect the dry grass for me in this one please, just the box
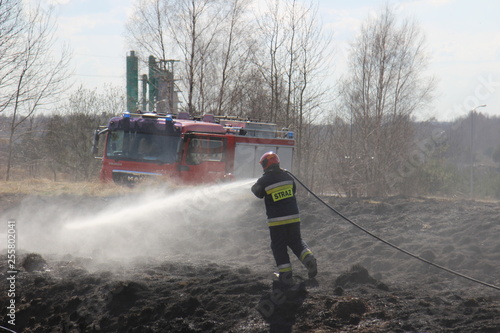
[0,179,133,197]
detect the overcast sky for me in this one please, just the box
[43,0,500,121]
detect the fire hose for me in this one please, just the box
[285,170,500,292]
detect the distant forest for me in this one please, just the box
[1,111,499,199]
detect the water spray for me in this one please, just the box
[17,179,256,260]
[65,179,255,230]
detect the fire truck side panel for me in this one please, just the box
[276,146,293,171]
[178,161,227,183]
[233,144,257,178]
[233,141,294,179]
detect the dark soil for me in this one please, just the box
[0,188,499,332]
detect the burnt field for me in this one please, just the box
[0,182,499,332]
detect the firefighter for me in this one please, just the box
[251,151,317,285]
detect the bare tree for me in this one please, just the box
[0,0,23,114]
[159,0,220,114]
[127,0,253,115]
[126,0,172,65]
[334,6,434,196]
[44,86,125,181]
[4,1,71,181]
[290,1,332,182]
[254,0,287,123]
[212,0,255,115]
[255,0,332,180]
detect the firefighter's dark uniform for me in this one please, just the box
[251,166,316,283]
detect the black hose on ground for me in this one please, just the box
[286,170,500,292]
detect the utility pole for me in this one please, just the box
[163,59,179,114]
[470,104,486,200]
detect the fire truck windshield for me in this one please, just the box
[106,130,180,164]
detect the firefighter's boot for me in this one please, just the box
[276,263,294,286]
[302,253,317,279]
[278,271,294,286]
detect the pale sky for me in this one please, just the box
[42,0,500,121]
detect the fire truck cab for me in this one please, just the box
[94,112,294,185]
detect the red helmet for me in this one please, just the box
[260,151,280,170]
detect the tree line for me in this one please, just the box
[2,86,499,198]
[0,86,125,181]
[0,0,70,181]
[2,0,499,198]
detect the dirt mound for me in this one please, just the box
[0,193,499,332]
[333,297,367,323]
[21,253,48,272]
[335,264,378,287]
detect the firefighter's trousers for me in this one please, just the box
[269,222,312,274]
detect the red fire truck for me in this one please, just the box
[93,112,295,185]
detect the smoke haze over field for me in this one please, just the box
[7,179,262,263]
[2,180,498,287]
